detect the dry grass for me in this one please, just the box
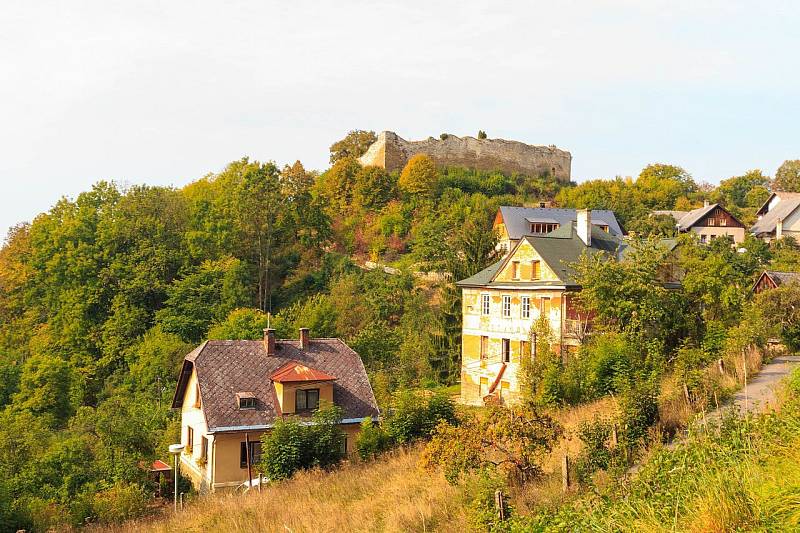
[106,448,466,533]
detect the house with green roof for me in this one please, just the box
[456,209,625,406]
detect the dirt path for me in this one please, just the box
[717,354,800,417]
[629,355,800,474]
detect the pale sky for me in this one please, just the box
[2,1,799,235]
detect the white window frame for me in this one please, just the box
[521,296,531,319]
[481,293,490,315]
[502,295,511,317]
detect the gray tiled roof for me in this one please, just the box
[173,339,379,432]
[766,270,800,287]
[751,193,800,236]
[498,206,624,239]
[457,224,624,288]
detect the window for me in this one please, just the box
[186,426,194,453]
[480,336,489,360]
[481,293,490,315]
[479,377,489,396]
[193,383,201,408]
[499,381,510,400]
[240,441,262,469]
[541,297,551,316]
[201,436,209,461]
[502,339,511,363]
[700,234,707,244]
[296,388,320,411]
[340,436,348,455]
[238,396,256,410]
[598,224,609,233]
[530,223,559,234]
[521,296,531,319]
[720,217,727,226]
[511,261,520,279]
[502,295,511,317]
[708,218,716,226]
[539,202,546,208]
[520,340,530,360]
[531,260,541,280]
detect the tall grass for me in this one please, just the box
[509,367,800,532]
[105,448,467,533]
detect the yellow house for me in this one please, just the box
[457,210,624,406]
[171,328,379,492]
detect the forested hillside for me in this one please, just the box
[1,129,799,530]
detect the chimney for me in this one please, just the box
[299,327,310,350]
[777,218,784,240]
[263,328,276,356]
[704,199,710,208]
[576,209,591,246]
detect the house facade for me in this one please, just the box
[457,210,623,406]
[654,202,746,244]
[171,328,379,492]
[751,192,800,242]
[493,206,624,255]
[752,270,800,294]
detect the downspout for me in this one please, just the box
[560,292,565,362]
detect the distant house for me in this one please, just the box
[751,192,800,242]
[752,270,800,294]
[653,202,746,244]
[171,328,379,492]
[493,206,624,254]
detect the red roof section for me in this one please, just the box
[271,361,337,383]
[150,460,172,472]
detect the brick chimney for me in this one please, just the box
[263,328,276,356]
[299,327,310,350]
[576,209,591,246]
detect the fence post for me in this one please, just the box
[718,358,725,375]
[494,489,506,521]
[562,455,570,492]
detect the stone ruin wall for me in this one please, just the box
[358,131,572,182]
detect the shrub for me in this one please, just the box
[617,382,659,457]
[575,417,616,482]
[384,390,456,444]
[477,130,487,140]
[260,405,346,480]
[355,418,392,460]
[91,482,149,524]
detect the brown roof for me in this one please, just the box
[271,361,337,383]
[172,338,379,432]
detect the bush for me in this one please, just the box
[575,417,616,482]
[398,154,439,197]
[384,390,456,444]
[91,482,149,524]
[618,383,659,457]
[355,418,392,460]
[260,405,346,480]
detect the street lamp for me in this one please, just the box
[168,443,185,512]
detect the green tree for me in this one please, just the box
[477,130,487,139]
[352,166,396,211]
[398,154,439,197]
[421,404,562,483]
[207,308,271,340]
[773,160,800,192]
[329,130,377,164]
[12,354,73,427]
[156,258,250,342]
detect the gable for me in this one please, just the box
[493,239,561,283]
[692,206,744,229]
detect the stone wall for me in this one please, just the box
[358,131,572,182]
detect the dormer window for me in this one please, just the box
[236,392,256,410]
[296,388,320,411]
[530,222,559,234]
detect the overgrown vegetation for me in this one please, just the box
[1,126,800,529]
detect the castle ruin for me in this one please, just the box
[358,131,572,182]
